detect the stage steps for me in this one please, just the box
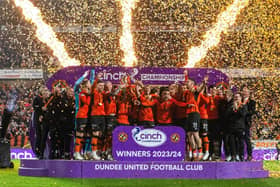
[19,167,48,177]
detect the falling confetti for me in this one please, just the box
[12,0,80,67]
[183,0,249,68]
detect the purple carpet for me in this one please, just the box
[19,159,268,179]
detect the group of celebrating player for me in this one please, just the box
[33,69,255,162]
[72,69,255,162]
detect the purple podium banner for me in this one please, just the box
[83,161,214,179]
[113,126,185,161]
[19,159,268,179]
[46,66,229,90]
[11,147,278,161]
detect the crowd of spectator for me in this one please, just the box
[0,80,44,147]
[232,77,280,140]
[0,0,279,142]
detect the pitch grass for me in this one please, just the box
[0,160,279,187]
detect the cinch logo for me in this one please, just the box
[100,68,139,82]
[131,127,167,147]
[101,70,127,81]
[263,152,279,160]
[10,151,35,159]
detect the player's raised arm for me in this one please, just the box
[74,70,90,93]
[91,72,103,91]
[197,75,208,94]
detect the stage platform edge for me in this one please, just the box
[19,159,269,179]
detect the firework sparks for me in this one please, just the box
[184,0,249,68]
[13,0,80,67]
[117,0,138,67]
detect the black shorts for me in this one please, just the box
[76,118,88,131]
[129,118,138,125]
[105,115,117,129]
[138,121,155,128]
[186,112,200,132]
[200,119,208,134]
[89,116,106,132]
[174,118,186,127]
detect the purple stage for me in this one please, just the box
[19,159,268,179]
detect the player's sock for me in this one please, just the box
[103,135,110,152]
[188,144,193,152]
[188,144,193,158]
[102,138,107,153]
[74,136,83,153]
[198,147,203,160]
[202,135,209,152]
[97,136,104,151]
[193,149,197,158]
[91,136,98,151]
[84,137,92,152]
[106,134,112,151]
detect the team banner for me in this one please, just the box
[252,140,278,150]
[0,69,43,79]
[252,140,279,160]
[10,142,279,161]
[46,66,229,89]
[253,149,278,161]
[10,148,278,161]
[83,162,212,178]
[113,126,185,161]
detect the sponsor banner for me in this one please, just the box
[251,140,279,161]
[113,126,185,161]
[10,147,279,161]
[81,161,267,179]
[0,69,43,79]
[253,149,278,161]
[46,66,228,89]
[92,162,203,172]
[220,68,280,78]
[10,148,36,159]
[252,140,278,150]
